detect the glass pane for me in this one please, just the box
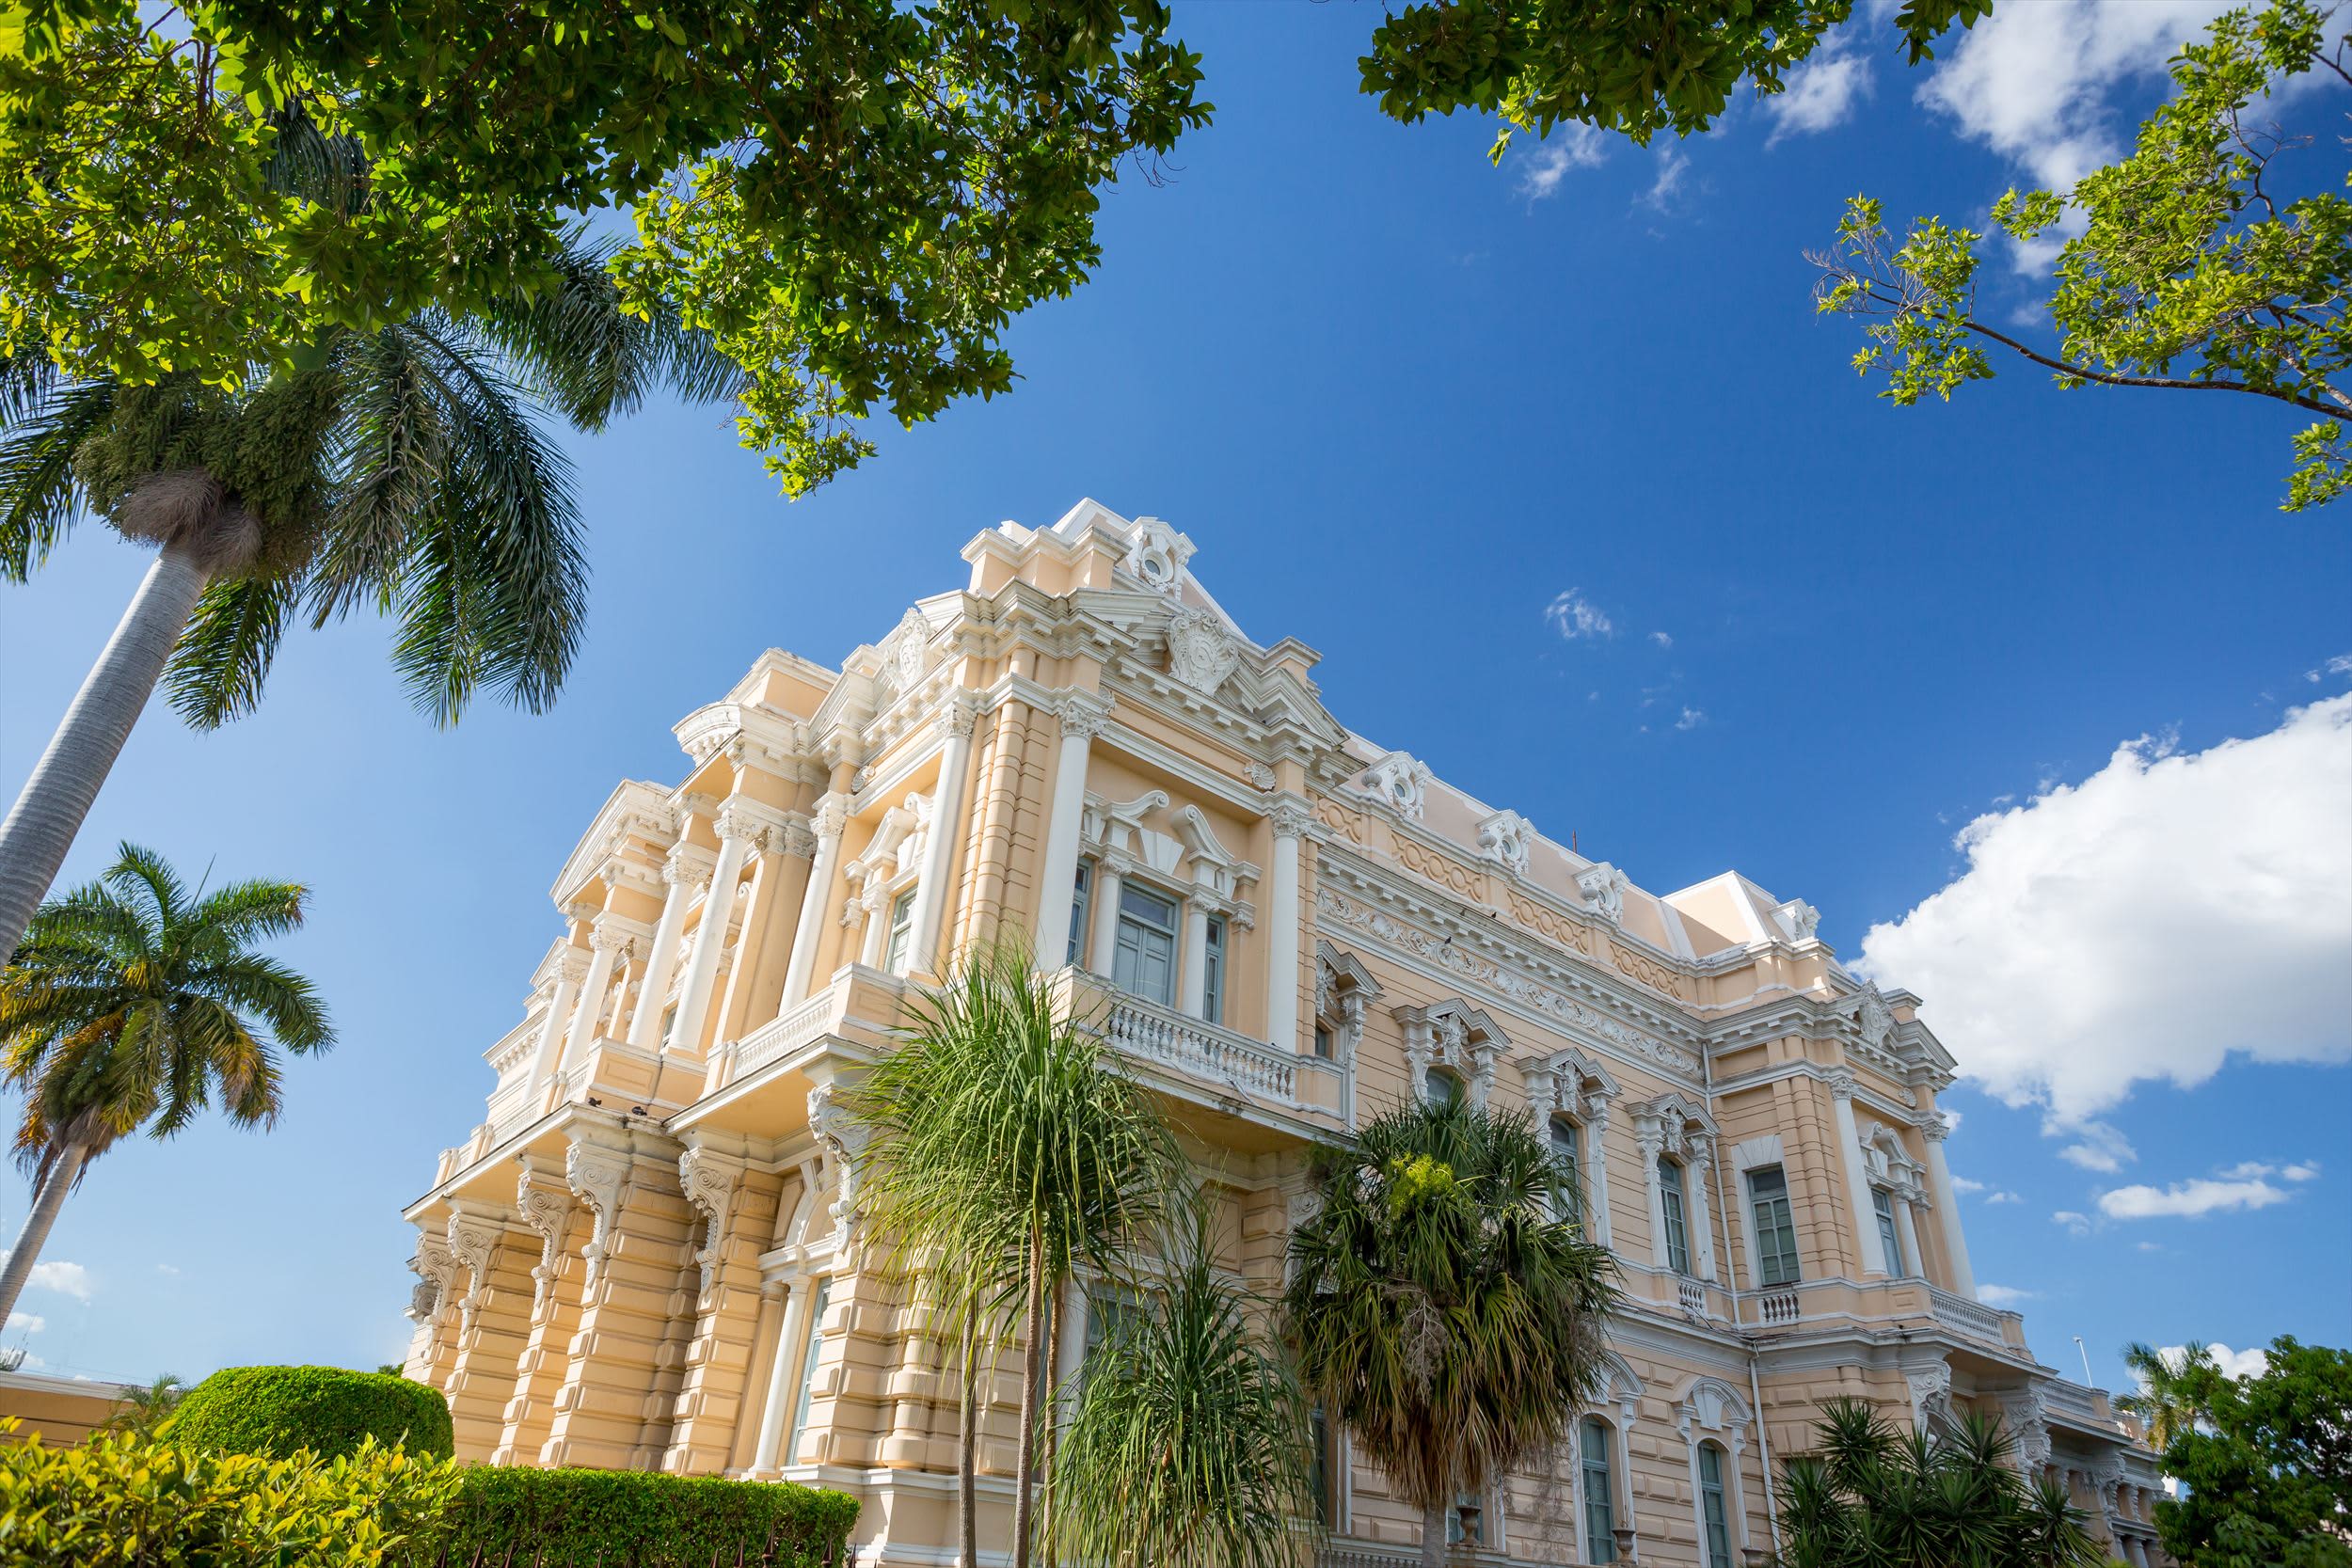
[1701,1445,1733,1568]
[785,1277,832,1466]
[1309,1405,1333,1526]
[1581,1418,1615,1564]
[1427,1069,1462,1106]
[1874,1188,1905,1275]
[1661,1158,1691,1275]
[1120,882,1177,931]
[1068,863,1091,966]
[1552,1118,1583,1226]
[1202,915,1226,1024]
[883,888,915,973]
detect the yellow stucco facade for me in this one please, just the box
[401,499,2168,1565]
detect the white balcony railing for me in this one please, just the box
[1928,1283,2010,1344]
[1756,1288,1802,1326]
[1104,993,1310,1106]
[735,988,842,1078]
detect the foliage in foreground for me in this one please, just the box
[2124,1336,2352,1568]
[170,1365,454,1463]
[1812,1,2350,511]
[1775,1398,2107,1568]
[0,1425,459,1568]
[1284,1094,1617,1561]
[93,1370,186,1439]
[439,1466,859,1568]
[1049,1197,1318,1568]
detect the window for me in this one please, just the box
[1659,1155,1692,1275]
[1749,1165,1802,1287]
[1313,1022,1335,1060]
[1425,1068,1464,1107]
[1551,1117,1585,1228]
[659,1003,677,1049]
[1111,882,1179,1007]
[1873,1188,1906,1277]
[1699,1443,1734,1568]
[1309,1404,1338,1527]
[882,887,916,974]
[1447,1491,1486,1545]
[1068,861,1092,967]
[785,1277,832,1467]
[1200,914,1227,1024]
[1083,1287,1144,1375]
[1581,1417,1617,1563]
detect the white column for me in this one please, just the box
[751,1279,805,1474]
[1895,1195,1923,1280]
[1031,696,1105,971]
[1687,1137,1719,1283]
[1584,1105,1615,1249]
[556,927,627,1074]
[1921,1116,1978,1295]
[666,807,758,1057]
[905,699,977,977]
[1264,799,1309,1051]
[1087,861,1124,980]
[781,799,849,1007]
[1180,896,1211,1017]
[1830,1072,1888,1277]
[525,942,590,1095]
[625,849,698,1050]
[1638,1131,1671,1268]
[856,884,890,968]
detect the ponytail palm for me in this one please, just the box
[842,941,1178,1568]
[0,112,735,962]
[1283,1095,1619,1568]
[0,844,331,1324]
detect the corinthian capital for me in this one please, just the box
[1057,692,1111,739]
[1269,799,1314,840]
[941,691,979,741]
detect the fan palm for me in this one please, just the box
[840,939,1178,1568]
[2117,1340,2213,1452]
[1049,1192,1319,1568]
[1283,1095,1619,1568]
[0,108,736,961]
[1777,1397,2109,1568]
[0,844,332,1324]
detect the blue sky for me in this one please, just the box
[2,2,2345,1395]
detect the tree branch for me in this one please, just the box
[1960,316,2348,420]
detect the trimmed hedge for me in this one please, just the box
[172,1365,455,1462]
[443,1466,859,1567]
[0,1424,459,1567]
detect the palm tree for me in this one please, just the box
[1050,1193,1319,1567]
[0,108,735,961]
[97,1371,188,1439]
[1777,1397,2109,1568]
[2118,1340,2213,1452]
[1283,1095,1619,1568]
[0,844,331,1323]
[841,940,1178,1568]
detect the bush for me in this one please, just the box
[0,1423,459,1567]
[171,1365,455,1461]
[443,1466,860,1567]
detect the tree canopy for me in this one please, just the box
[0,0,1210,493]
[1812,1,2350,510]
[2137,1337,2352,1568]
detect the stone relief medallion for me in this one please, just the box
[1167,605,1242,694]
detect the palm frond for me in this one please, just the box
[0,378,112,582]
[166,571,305,728]
[478,237,741,428]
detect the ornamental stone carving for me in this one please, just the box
[1057,693,1112,740]
[1358,750,1433,822]
[677,1147,744,1300]
[516,1164,576,1314]
[808,1083,870,1243]
[1905,1363,1956,1435]
[1167,605,1241,694]
[2001,1389,2053,1473]
[1476,809,1536,877]
[1395,1000,1508,1106]
[1120,515,1195,595]
[1269,800,1313,841]
[1855,982,1896,1053]
[1576,862,1630,923]
[1519,1045,1622,1124]
[564,1141,632,1294]
[884,608,930,693]
[1773,897,1822,943]
[1629,1093,1718,1162]
[444,1208,506,1335]
[405,1232,456,1325]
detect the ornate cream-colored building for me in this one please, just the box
[402,500,2167,1565]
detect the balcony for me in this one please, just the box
[1926,1283,2015,1345]
[1085,981,1348,1123]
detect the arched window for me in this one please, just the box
[1550,1115,1586,1227]
[1657,1154,1692,1275]
[1698,1442,1734,1568]
[1427,1067,1465,1107]
[1580,1416,1617,1563]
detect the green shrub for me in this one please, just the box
[171,1365,455,1461]
[443,1466,860,1567]
[0,1422,460,1567]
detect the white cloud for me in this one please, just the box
[1545,589,1615,641]
[1951,1175,1987,1194]
[2098,1175,2292,1220]
[1915,1,2236,269]
[2308,653,2352,683]
[4,1312,43,1336]
[1987,1190,2024,1205]
[27,1261,90,1302]
[1648,630,1673,649]
[155,1262,181,1276]
[2136,1241,2164,1253]
[1641,148,1691,212]
[1675,706,1707,732]
[2152,1342,2270,1382]
[2054,1117,2137,1173]
[1856,695,2352,1125]
[2283,1161,2321,1182]
[1517,125,1609,199]
[2053,1210,2092,1237]
[1976,1283,2038,1307]
[1767,40,1873,144]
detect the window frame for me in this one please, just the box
[1550,1115,1586,1228]
[1698,1441,1734,1568]
[1748,1164,1802,1288]
[784,1275,833,1468]
[1068,860,1093,967]
[1110,879,1181,1008]
[1425,1066,1465,1107]
[1581,1416,1618,1564]
[882,886,917,974]
[1200,911,1227,1024]
[1873,1186,1906,1277]
[1659,1154,1692,1276]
